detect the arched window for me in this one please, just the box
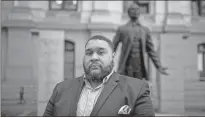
[198,43,205,79]
[64,40,75,80]
[1,27,8,82]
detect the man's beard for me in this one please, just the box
[83,60,114,83]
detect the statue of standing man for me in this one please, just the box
[113,2,168,80]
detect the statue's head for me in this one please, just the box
[128,2,140,19]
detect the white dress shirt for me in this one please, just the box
[76,70,114,116]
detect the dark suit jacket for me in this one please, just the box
[113,21,162,77]
[43,72,155,117]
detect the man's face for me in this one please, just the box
[83,39,114,82]
[128,4,140,19]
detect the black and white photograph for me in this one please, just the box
[1,0,205,117]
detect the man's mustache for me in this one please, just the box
[88,62,102,69]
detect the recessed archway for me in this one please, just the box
[64,40,75,80]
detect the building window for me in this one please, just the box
[124,0,150,14]
[198,43,205,79]
[191,0,205,16]
[64,40,75,80]
[1,27,8,82]
[49,0,78,11]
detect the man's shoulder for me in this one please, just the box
[55,76,82,89]
[117,73,146,88]
[115,73,148,97]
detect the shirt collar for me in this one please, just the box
[83,69,114,89]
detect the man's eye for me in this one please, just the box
[98,51,105,55]
[86,52,92,56]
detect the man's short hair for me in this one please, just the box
[85,35,114,52]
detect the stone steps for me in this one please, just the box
[184,80,205,111]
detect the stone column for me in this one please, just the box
[155,1,191,26]
[7,27,33,82]
[148,33,160,110]
[154,1,192,114]
[155,1,166,25]
[37,30,64,116]
[167,1,191,26]
[159,34,186,114]
[81,1,94,23]
[157,1,190,112]
[89,1,122,24]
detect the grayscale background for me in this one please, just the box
[1,0,205,116]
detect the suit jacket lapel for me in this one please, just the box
[68,76,84,116]
[90,72,119,116]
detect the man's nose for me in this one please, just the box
[91,53,99,60]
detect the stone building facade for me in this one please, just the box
[1,0,205,116]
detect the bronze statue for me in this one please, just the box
[113,2,168,80]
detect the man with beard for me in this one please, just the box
[113,2,168,80]
[43,35,155,117]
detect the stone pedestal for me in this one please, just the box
[36,30,64,116]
